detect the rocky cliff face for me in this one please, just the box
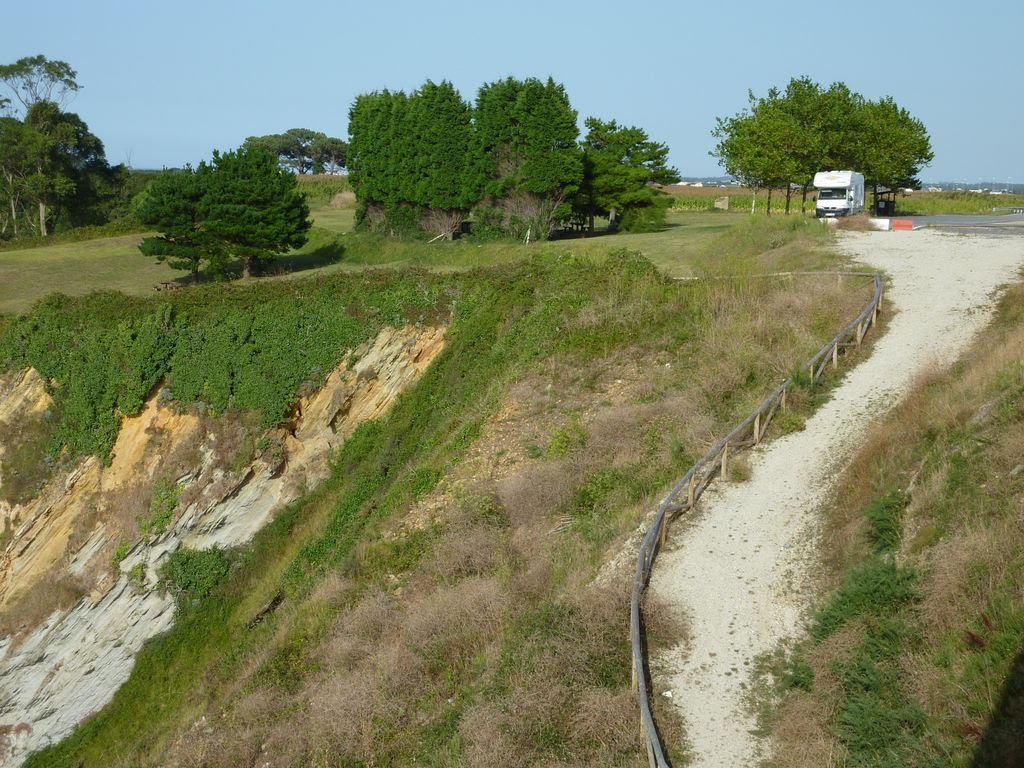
[0,325,446,765]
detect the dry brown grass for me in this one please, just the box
[834,213,877,232]
[769,279,1024,766]
[768,625,862,768]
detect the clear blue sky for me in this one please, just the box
[4,0,1021,183]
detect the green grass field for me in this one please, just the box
[0,205,746,316]
[887,190,1024,216]
[17,181,1012,318]
[0,233,179,315]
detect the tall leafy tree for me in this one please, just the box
[814,82,868,171]
[311,135,347,174]
[407,80,479,239]
[201,147,311,278]
[576,117,680,232]
[712,106,777,213]
[0,57,126,239]
[0,117,31,236]
[768,77,825,212]
[859,97,934,194]
[21,101,113,236]
[474,77,582,239]
[347,91,389,227]
[0,55,80,115]
[347,89,420,234]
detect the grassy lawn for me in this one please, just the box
[0,209,748,316]
[0,233,183,315]
[310,204,355,232]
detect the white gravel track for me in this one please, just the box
[649,228,1024,767]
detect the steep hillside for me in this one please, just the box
[0,220,868,767]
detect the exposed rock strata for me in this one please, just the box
[0,325,445,765]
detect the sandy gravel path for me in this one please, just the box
[649,229,1024,767]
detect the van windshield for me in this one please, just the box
[818,188,848,200]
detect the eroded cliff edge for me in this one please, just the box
[0,324,446,765]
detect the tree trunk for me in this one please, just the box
[588,212,594,234]
[751,188,756,214]
[785,186,792,214]
[801,185,809,214]
[608,207,618,232]
[38,200,48,237]
[242,254,252,279]
[766,188,773,216]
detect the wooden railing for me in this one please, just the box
[629,272,884,767]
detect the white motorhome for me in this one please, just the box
[813,170,865,217]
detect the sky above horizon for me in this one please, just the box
[4,0,1021,183]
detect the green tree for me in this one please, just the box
[137,166,226,283]
[0,58,127,239]
[347,89,419,234]
[859,97,934,194]
[201,147,311,278]
[21,101,113,236]
[712,106,777,213]
[407,80,479,239]
[242,129,348,174]
[576,117,680,232]
[0,55,80,115]
[474,77,582,239]
[311,135,347,174]
[0,117,31,236]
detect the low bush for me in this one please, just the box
[158,547,231,610]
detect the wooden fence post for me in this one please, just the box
[721,442,729,479]
[688,476,696,508]
[781,388,788,411]
[832,344,838,369]
[856,321,863,345]
[659,513,668,547]
[754,412,761,444]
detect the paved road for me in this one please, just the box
[902,212,1024,232]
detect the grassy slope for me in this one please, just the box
[766,280,1024,768]
[9,216,874,768]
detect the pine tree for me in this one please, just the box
[201,147,311,278]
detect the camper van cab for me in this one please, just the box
[813,170,865,217]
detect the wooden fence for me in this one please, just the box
[629,272,884,767]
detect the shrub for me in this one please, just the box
[140,476,181,538]
[159,547,231,609]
